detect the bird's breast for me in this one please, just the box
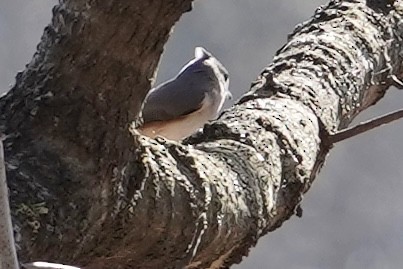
[139,96,221,141]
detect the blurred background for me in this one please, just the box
[1,1,402,268]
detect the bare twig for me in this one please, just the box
[0,140,19,269]
[391,74,403,89]
[329,109,403,143]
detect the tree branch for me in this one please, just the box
[1,0,402,268]
[329,108,403,143]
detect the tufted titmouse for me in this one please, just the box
[138,47,232,141]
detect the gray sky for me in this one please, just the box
[1,1,403,268]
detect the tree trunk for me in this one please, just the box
[0,0,402,268]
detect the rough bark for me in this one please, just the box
[0,0,402,268]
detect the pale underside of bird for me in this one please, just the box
[138,47,232,141]
[23,261,80,269]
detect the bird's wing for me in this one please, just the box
[141,74,211,123]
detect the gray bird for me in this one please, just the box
[139,47,232,141]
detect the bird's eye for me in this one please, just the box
[223,73,229,81]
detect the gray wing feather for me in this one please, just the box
[142,72,213,123]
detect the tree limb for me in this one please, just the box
[0,0,402,268]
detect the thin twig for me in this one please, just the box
[329,108,403,143]
[0,140,19,269]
